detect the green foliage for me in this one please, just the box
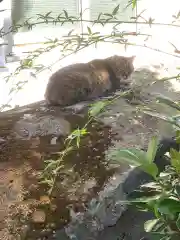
[109,97,180,239]
[66,127,89,148]
[110,136,180,239]
[88,100,110,117]
[108,136,159,179]
[132,0,137,9]
[1,2,180,237]
[170,149,180,174]
[146,136,159,163]
[41,89,131,196]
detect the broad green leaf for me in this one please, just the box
[141,182,162,190]
[128,195,162,213]
[112,5,120,15]
[176,213,180,230]
[159,172,172,178]
[176,130,180,143]
[148,232,172,240]
[144,219,163,233]
[153,203,162,219]
[107,148,147,166]
[175,185,180,198]
[157,198,180,215]
[88,100,109,117]
[146,136,159,163]
[170,149,180,174]
[108,147,158,178]
[127,194,162,204]
[141,162,158,179]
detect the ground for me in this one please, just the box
[0,56,180,239]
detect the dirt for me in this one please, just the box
[0,64,180,240]
[0,112,118,239]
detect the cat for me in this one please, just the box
[44,55,135,106]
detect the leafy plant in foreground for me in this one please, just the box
[108,134,180,239]
[40,98,111,195]
[107,96,180,239]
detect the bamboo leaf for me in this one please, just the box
[87,26,92,35]
[146,136,159,163]
[132,0,137,9]
[143,110,175,123]
[88,100,109,117]
[156,95,180,111]
[112,5,120,15]
[170,149,180,174]
[45,11,52,17]
[63,10,68,19]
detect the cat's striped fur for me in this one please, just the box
[45,55,135,106]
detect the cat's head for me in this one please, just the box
[108,55,136,80]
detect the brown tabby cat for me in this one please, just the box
[44,55,135,106]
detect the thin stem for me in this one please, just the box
[49,141,72,196]
[155,75,180,82]
[47,89,132,195]
[104,40,180,58]
[36,35,112,75]
[0,19,180,38]
[126,42,180,58]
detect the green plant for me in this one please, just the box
[40,89,131,195]
[108,135,180,239]
[106,96,180,239]
[9,0,141,197]
[1,2,180,235]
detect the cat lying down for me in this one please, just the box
[44,55,135,107]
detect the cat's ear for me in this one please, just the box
[129,55,136,62]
